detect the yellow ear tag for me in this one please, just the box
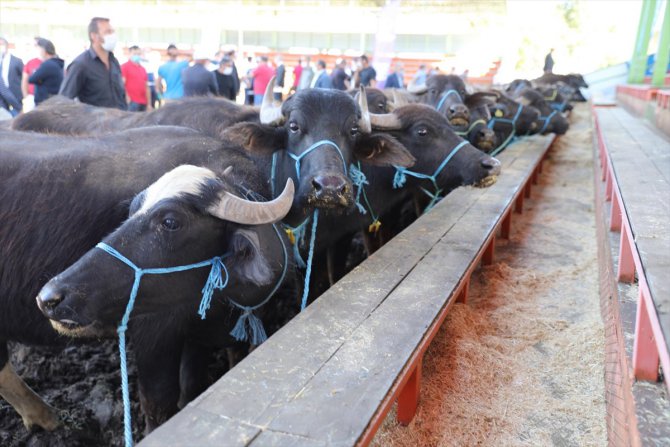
[495,109,504,118]
[285,228,296,245]
[368,220,382,234]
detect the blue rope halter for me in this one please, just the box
[435,89,463,112]
[270,140,345,313]
[537,109,558,134]
[393,139,469,212]
[99,216,288,447]
[487,104,525,156]
[97,242,230,447]
[454,118,488,137]
[349,162,381,233]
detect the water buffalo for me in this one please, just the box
[486,91,541,152]
[311,103,502,287]
[13,80,415,225]
[533,72,588,102]
[36,166,295,433]
[506,81,569,135]
[0,127,293,432]
[407,74,470,130]
[461,92,498,152]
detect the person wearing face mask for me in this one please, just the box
[121,45,151,111]
[0,36,25,115]
[213,55,237,101]
[59,17,126,109]
[28,38,64,105]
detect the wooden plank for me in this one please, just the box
[262,140,552,443]
[596,107,670,354]
[250,430,326,447]
[139,134,554,445]
[139,407,260,447]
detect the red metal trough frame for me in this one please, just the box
[356,141,551,446]
[593,107,670,391]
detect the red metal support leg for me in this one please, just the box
[501,211,512,239]
[617,225,636,283]
[609,193,622,232]
[515,194,524,214]
[524,181,531,199]
[456,276,470,304]
[605,168,613,202]
[532,168,539,185]
[482,237,495,265]
[633,291,660,381]
[537,159,543,174]
[397,357,422,425]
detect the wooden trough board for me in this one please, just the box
[594,106,670,387]
[140,133,556,447]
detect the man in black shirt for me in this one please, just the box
[357,54,376,88]
[330,58,350,90]
[543,49,555,74]
[59,17,126,110]
[213,56,237,101]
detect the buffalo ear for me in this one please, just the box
[229,228,273,286]
[128,190,147,216]
[354,133,415,168]
[221,123,286,155]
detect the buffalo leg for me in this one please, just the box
[178,340,211,409]
[0,341,60,431]
[134,331,184,433]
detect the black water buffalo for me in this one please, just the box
[0,127,293,432]
[506,80,569,135]
[407,74,471,130]
[486,91,541,151]
[35,165,295,433]
[13,80,415,224]
[310,103,502,287]
[461,92,498,152]
[533,72,588,101]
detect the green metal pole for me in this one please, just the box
[651,1,670,86]
[629,0,658,84]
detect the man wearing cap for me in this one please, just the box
[59,17,126,109]
[28,38,64,105]
[182,49,218,97]
[157,44,189,101]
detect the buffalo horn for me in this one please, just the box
[209,179,294,225]
[407,81,428,94]
[357,86,372,133]
[369,112,402,130]
[260,76,285,126]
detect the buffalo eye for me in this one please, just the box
[350,125,359,137]
[161,217,181,231]
[417,127,428,137]
[289,121,300,133]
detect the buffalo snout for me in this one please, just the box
[447,104,470,127]
[474,128,497,152]
[305,173,353,209]
[480,156,502,176]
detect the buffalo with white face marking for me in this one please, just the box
[36,166,295,430]
[0,127,293,433]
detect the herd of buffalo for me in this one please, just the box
[0,71,586,438]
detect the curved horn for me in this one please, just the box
[357,86,371,133]
[407,81,428,94]
[209,179,294,225]
[260,76,285,126]
[369,112,402,130]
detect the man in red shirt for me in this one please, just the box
[121,45,151,111]
[250,55,274,105]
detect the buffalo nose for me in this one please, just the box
[448,104,469,117]
[312,175,349,196]
[481,156,502,176]
[478,128,495,140]
[36,284,65,317]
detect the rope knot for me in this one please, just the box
[230,307,268,345]
[349,163,370,215]
[393,167,408,189]
[198,257,229,319]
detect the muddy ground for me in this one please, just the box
[372,103,607,446]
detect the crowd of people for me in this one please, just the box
[1,16,457,118]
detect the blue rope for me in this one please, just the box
[537,110,558,134]
[96,242,231,447]
[349,162,381,232]
[454,118,488,137]
[392,140,468,212]
[286,140,348,181]
[300,209,319,311]
[435,89,462,112]
[229,222,288,345]
[487,104,525,155]
[283,217,310,268]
